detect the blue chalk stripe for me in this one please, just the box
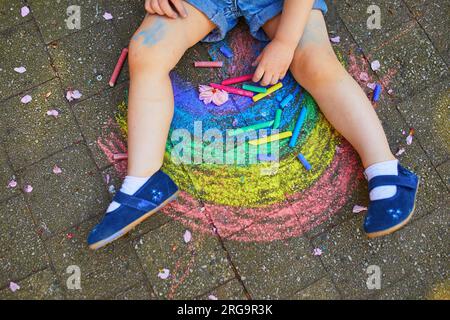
[297,153,312,171]
[289,107,307,148]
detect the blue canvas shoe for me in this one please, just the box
[88,170,179,250]
[364,164,419,238]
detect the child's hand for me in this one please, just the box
[252,38,296,86]
[145,0,188,19]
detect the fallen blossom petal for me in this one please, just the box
[371,60,381,71]
[387,89,394,95]
[23,184,33,193]
[66,90,82,102]
[395,147,405,156]
[157,268,170,280]
[103,12,113,20]
[8,179,17,189]
[46,109,59,117]
[313,248,323,256]
[367,82,376,90]
[208,295,218,300]
[9,282,20,292]
[330,36,340,43]
[52,165,62,174]
[14,66,26,74]
[198,85,229,106]
[359,72,369,82]
[21,95,32,104]
[406,134,413,145]
[21,6,30,17]
[352,205,368,213]
[183,230,192,243]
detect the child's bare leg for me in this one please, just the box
[127,4,215,177]
[262,10,395,168]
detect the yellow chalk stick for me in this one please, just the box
[248,131,292,146]
[252,82,283,102]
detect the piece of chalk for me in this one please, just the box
[113,153,128,161]
[109,48,128,87]
[253,82,283,102]
[297,153,312,171]
[194,61,223,68]
[221,74,254,85]
[242,84,267,93]
[289,107,307,148]
[248,131,292,146]
[228,120,274,136]
[280,94,294,108]
[210,83,254,98]
[372,83,382,102]
[219,46,233,58]
[273,109,282,129]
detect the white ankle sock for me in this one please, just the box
[365,160,399,201]
[106,176,151,213]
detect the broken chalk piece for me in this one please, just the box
[242,84,267,93]
[113,153,128,161]
[109,48,128,87]
[221,74,254,85]
[194,61,223,68]
[227,120,274,137]
[253,82,283,102]
[273,109,282,129]
[372,83,382,102]
[248,131,292,146]
[210,83,254,98]
[297,153,312,171]
[219,45,234,58]
[280,94,294,108]
[289,107,307,148]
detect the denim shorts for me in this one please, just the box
[186,0,328,42]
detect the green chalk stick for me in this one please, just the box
[242,84,268,93]
[228,120,274,137]
[273,109,282,129]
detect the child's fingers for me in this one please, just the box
[260,71,273,87]
[252,54,262,67]
[171,0,188,18]
[145,0,155,13]
[160,0,178,18]
[151,0,164,15]
[270,74,280,85]
[252,64,265,83]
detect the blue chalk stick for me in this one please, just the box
[289,107,307,148]
[297,153,312,171]
[220,46,233,58]
[372,83,382,102]
[280,94,294,108]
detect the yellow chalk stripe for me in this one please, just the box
[248,131,292,146]
[252,83,283,102]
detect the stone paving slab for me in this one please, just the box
[134,221,235,300]
[199,279,248,300]
[29,0,107,44]
[19,144,109,238]
[0,21,55,100]
[0,195,49,288]
[0,1,31,32]
[436,160,450,190]
[222,236,325,299]
[0,146,18,202]
[292,276,341,300]
[1,79,82,170]
[113,283,155,300]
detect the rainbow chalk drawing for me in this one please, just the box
[99,25,363,243]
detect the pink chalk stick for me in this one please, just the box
[194,61,223,68]
[221,74,254,85]
[109,48,128,87]
[113,153,128,161]
[210,83,254,98]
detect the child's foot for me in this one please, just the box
[363,163,419,238]
[87,170,179,250]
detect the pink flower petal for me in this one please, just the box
[352,205,368,213]
[46,109,59,117]
[157,268,170,280]
[66,90,82,102]
[183,230,192,243]
[395,147,405,156]
[9,282,20,292]
[406,134,413,145]
[53,165,62,175]
[208,295,218,300]
[14,66,27,74]
[20,6,30,17]
[313,248,323,256]
[103,12,113,20]
[8,179,17,189]
[367,82,376,90]
[23,184,33,193]
[359,72,369,82]
[371,60,381,71]
[330,36,340,43]
[21,95,32,104]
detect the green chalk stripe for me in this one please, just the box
[273,109,282,129]
[242,84,268,93]
[228,120,275,136]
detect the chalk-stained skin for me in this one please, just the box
[132,17,166,47]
